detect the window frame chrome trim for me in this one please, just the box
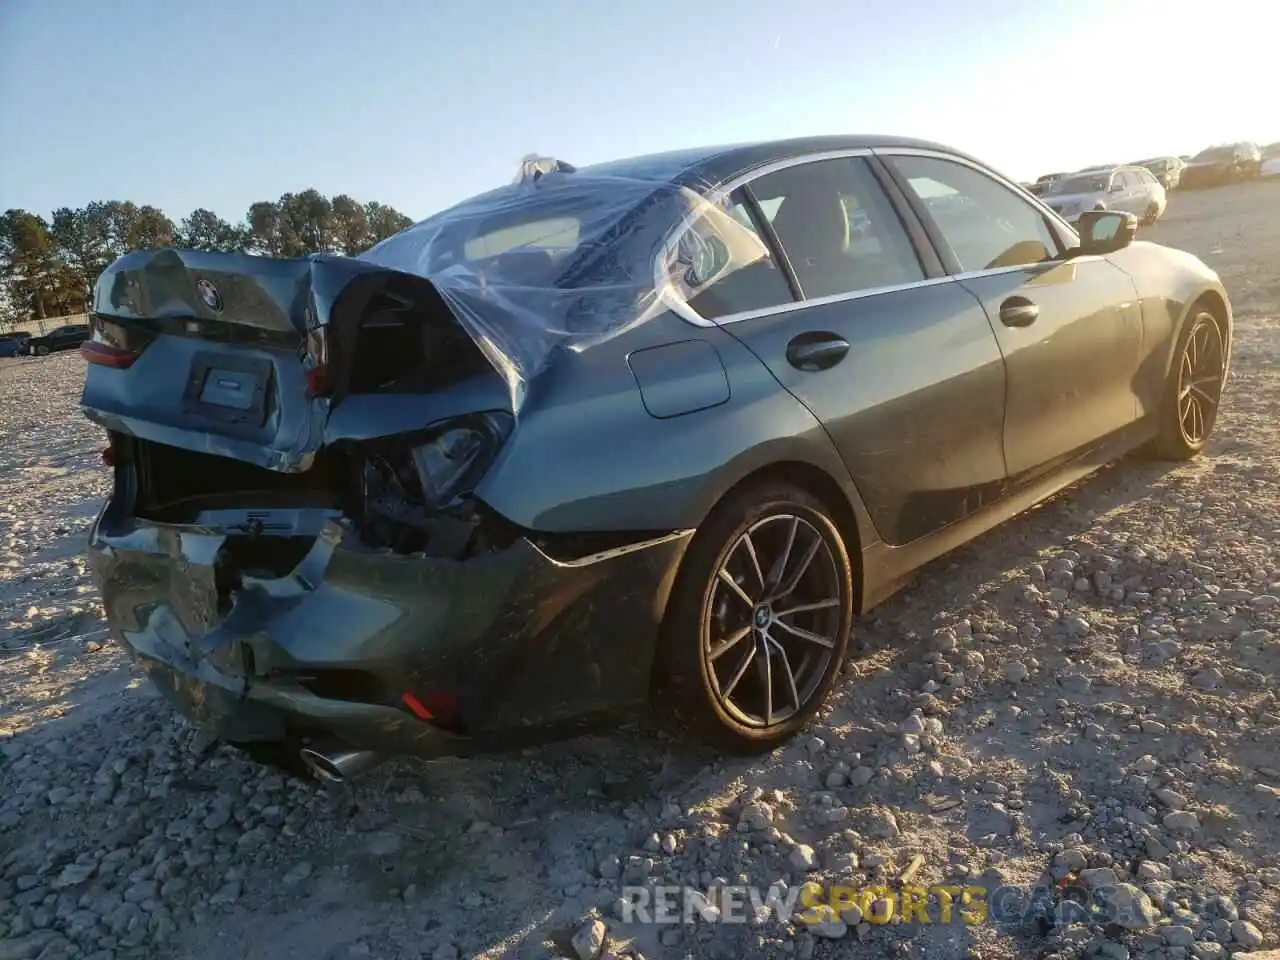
[874,146,1083,247]
[657,144,1090,329]
[656,148,878,328]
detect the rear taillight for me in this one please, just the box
[84,315,149,368]
[81,341,139,368]
[401,690,460,729]
[303,326,331,397]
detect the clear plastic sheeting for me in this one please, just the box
[512,154,579,184]
[359,161,779,413]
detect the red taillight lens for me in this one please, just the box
[303,326,331,397]
[304,365,333,397]
[401,690,459,728]
[81,341,139,368]
[401,691,433,719]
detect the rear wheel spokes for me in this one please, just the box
[704,512,844,728]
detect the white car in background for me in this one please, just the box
[1041,165,1168,226]
[1262,143,1280,178]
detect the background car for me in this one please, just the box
[1135,156,1184,191]
[1027,172,1066,196]
[26,322,90,356]
[1180,142,1262,188]
[1261,142,1280,178]
[0,332,31,357]
[80,135,1231,779]
[1042,165,1167,225]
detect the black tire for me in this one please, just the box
[1142,203,1159,226]
[1148,308,1227,460]
[653,482,854,754]
[34,345,48,357]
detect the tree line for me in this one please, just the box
[0,190,414,325]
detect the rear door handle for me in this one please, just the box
[999,297,1039,328]
[786,332,850,372]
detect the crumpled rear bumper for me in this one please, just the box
[88,506,691,758]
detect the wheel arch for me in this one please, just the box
[647,455,871,715]
[656,457,875,630]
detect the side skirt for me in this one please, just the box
[858,417,1159,612]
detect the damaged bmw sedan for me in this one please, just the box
[82,136,1233,781]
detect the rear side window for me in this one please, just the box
[745,157,925,300]
[664,192,795,321]
[887,155,1061,272]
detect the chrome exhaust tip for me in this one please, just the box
[299,745,381,784]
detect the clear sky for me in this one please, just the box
[1,0,1271,227]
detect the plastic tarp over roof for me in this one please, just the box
[359,156,776,412]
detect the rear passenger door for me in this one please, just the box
[670,153,1010,546]
[879,151,1144,478]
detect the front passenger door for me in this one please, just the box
[882,153,1144,479]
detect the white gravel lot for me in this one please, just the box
[1,181,1279,960]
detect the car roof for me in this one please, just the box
[576,134,979,193]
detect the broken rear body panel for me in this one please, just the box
[88,489,691,753]
[80,244,698,753]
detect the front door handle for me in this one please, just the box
[786,332,850,372]
[999,296,1039,328]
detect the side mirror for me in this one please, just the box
[1077,210,1137,254]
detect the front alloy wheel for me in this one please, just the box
[655,483,853,752]
[1150,309,1226,460]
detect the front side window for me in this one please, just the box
[887,155,1061,272]
[745,157,924,300]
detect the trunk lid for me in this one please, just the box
[81,248,510,474]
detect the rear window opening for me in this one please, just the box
[331,273,496,396]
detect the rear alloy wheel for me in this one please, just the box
[1149,310,1226,460]
[1142,203,1160,225]
[655,483,853,753]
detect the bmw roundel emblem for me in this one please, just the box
[196,278,222,312]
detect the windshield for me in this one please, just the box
[1194,146,1236,162]
[1050,174,1109,195]
[1140,159,1168,172]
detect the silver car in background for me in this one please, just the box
[1136,156,1184,191]
[1042,165,1168,226]
[1262,143,1280,178]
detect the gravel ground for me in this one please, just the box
[2,180,1279,960]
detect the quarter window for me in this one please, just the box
[664,191,795,321]
[887,155,1062,272]
[746,157,925,300]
